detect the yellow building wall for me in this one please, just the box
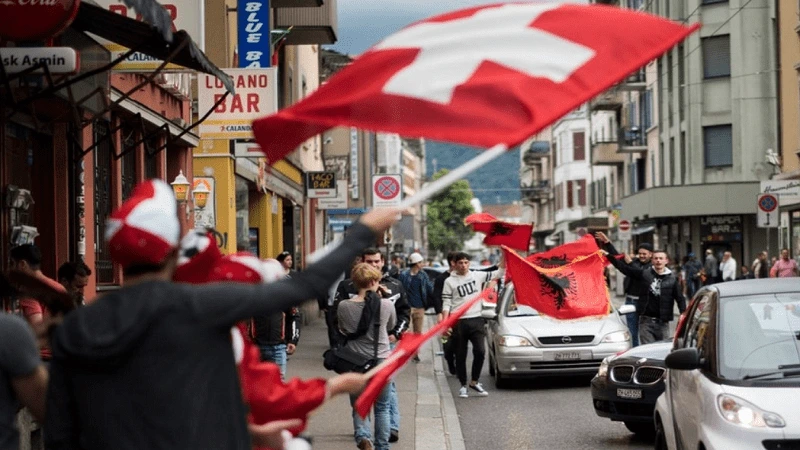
[780,0,800,173]
[193,140,237,254]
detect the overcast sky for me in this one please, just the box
[330,0,587,56]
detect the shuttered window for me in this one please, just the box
[704,125,733,168]
[702,35,730,78]
[572,132,585,161]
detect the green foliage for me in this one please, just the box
[426,169,475,255]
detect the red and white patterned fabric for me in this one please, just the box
[174,231,223,284]
[105,180,180,268]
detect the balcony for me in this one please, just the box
[619,68,646,91]
[275,0,338,45]
[521,180,551,200]
[619,126,647,152]
[589,88,623,111]
[522,140,550,165]
[591,139,625,166]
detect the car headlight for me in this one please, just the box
[601,330,630,344]
[717,394,785,428]
[597,357,610,378]
[499,335,532,347]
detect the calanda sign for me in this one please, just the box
[0,0,81,41]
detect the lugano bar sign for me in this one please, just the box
[0,0,81,41]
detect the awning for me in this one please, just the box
[632,225,655,236]
[110,88,199,147]
[71,2,234,93]
[568,216,609,232]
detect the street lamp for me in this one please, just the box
[192,181,210,209]
[170,170,190,202]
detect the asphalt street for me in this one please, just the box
[445,361,654,450]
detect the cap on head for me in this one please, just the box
[408,252,424,265]
[105,180,180,269]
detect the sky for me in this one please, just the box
[329,0,587,56]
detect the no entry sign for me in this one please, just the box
[372,174,402,208]
[618,219,632,241]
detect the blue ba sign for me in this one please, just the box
[237,0,270,68]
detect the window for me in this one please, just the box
[144,134,160,179]
[120,127,137,200]
[678,43,685,121]
[578,179,586,207]
[669,137,675,186]
[555,183,562,210]
[702,35,731,78]
[659,142,665,186]
[680,131,687,185]
[641,89,653,129]
[701,0,727,4]
[704,125,733,168]
[567,181,574,208]
[572,131,585,161]
[94,121,115,284]
[667,51,673,127]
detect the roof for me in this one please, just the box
[481,203,522,221]
[71,2,234,93]
[710,278,800,298]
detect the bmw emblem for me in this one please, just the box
[637,358,647,365]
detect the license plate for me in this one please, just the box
[617,388,642,400]
[554,352,581,361]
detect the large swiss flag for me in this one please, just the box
[252,3,698,163]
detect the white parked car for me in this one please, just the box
[485,282,634,388]
[655,279,800,450]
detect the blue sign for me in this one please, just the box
[328,218,353,227]
[237,0,270,68]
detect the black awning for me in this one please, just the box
[71,2,233,93]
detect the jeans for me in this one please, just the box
[388,342,400,432]
[638,316,670,345]
[454,317,486,386]
[350,382,392,450]
[625,297,640,347]
[259,343,287,380]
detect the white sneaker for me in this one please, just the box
[469,383,489,397]
[458,386,468,398]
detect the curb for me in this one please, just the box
[415,315,465,450]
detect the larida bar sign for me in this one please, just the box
[237,0,270,68]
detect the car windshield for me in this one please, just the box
[720,293,800,380]
[504,287,539,317]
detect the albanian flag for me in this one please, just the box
[355,285,498,418]
[526,234,600,268]
[236,325,327,444]
[505,246,610,320]
[465,213,533,251]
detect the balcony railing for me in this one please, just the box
[521,180,551,199]
[589,88,623,111]
[619,126,647,151]
[522,143,549,165]
[619,68,646,91]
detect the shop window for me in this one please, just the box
[120,127,137,200]
[702,35,731,79]
[703,125,733,168]
[94,121,115,284]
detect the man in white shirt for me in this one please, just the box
[719,251,737,282]
[442,252,503,399]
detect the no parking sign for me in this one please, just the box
[372,174,402,208]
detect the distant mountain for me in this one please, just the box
[425,141,520,206]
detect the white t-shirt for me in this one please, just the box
[442,269,503,319]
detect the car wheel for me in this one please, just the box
[624,421,655,438]
[494,360,509,389]
[654,416,668,450]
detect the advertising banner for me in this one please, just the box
[237,0,270,68]
[198,68,277,139]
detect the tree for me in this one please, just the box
[426,169,475,256]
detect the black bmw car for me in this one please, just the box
[591,341,672,437]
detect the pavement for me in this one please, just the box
[286,311,464,450]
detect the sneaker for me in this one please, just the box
[459,386,468,398]
[413,355,421,362]
[389,429,399,443]
[357,438,374,450]
[469,382,489,396]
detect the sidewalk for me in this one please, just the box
[287,311,464,450]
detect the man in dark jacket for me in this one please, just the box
[601,241,652,347]
[597,232,686,345]
[333,247,409,443]
[44,180,397,450]
[251,306,300,380]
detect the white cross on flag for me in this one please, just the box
[253,3,699,164]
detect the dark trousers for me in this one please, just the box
[639,316,670,345]
[625,296,640,347]
[454,317,486,386]
[443,332,458,374]
[324,308,339,348]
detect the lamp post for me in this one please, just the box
[192,182,210,209]
[170,170,191,202]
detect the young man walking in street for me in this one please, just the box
[442,252,503,398]
[44,180,398,450]
[398,252,432,362]
[601,242,652,347]
[597,232,686,344]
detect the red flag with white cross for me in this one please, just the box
[252,3,698,163]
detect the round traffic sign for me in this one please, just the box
[619,220,632,232]
[758,194,778,213]
[374,176,400,200]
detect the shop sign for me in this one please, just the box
[92,0,203,71]
[699,215,742,242]
[760,180,800,197]
[319,181,348,210]
[0,0,81,41]
[306,172,336,198]
[0,48,79,74]
[198,68,277,139]
[234,141,263,158]
[237,0,270,68]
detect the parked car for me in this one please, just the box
[484,282,634,388]
[591,340,672,436]
[655,279,800,450]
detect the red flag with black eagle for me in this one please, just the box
[354,285,498,418]
[251,3,699,164]
[464,213,533,251]
[526,234,600,268]
[504,246,610,320]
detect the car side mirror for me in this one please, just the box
[665,347,704,371]
[618,304,636,315]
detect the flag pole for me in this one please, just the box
[308,143,509,263]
